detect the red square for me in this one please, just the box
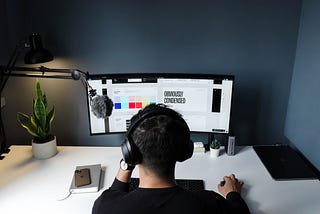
[136,102,142,108]
[129,102,135,109]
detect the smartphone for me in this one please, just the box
[74,168,91,187]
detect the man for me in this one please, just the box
[92,104,250,214]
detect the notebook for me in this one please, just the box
[69,164,102,193]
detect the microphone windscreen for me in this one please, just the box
[105,95,114,117]
[91,95,113,118]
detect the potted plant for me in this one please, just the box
[210,139,221,158]
[17,79,57,159]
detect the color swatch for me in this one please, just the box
[114,96,156,109]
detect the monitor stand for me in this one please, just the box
[253,145,318,180]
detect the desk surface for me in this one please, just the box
[0,146,319,214]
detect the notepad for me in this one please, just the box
[69,164,102,193]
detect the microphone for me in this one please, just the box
[71,69,114,119]
[90,93,114,119]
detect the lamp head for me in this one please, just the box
[24,33,53,64]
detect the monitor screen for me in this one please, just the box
[87,73,234,135]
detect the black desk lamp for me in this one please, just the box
[0,33,91,159]
[24,33,53,64]
[1,33,54,92]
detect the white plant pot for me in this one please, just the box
[32,136,57,159]
[210,148,220,158]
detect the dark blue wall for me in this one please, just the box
[285,0,320,170]
[0,0,9,59]
[1,0,301,147]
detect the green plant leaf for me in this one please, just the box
[36,124,47,139]
[35,79,42,100]
[43,93,48,109]
[46,106,55,133]
[33,97,47,130]
[31,116,37,127]
[17,112,40,138]
[210,139,221,149]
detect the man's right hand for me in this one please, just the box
[217,174,244,198]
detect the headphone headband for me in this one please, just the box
[127,104,188,138]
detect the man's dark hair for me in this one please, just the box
[132,112,190,178]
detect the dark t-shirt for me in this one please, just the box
[92,179,250,214]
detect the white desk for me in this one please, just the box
[0,146,319,214]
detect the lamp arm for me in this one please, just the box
[0,66,87,79]
[0,65,95,99]
[0,38,28,158]
[0,39,27,93]
[3,39,27,74]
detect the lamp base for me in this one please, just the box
[0,147,11,160]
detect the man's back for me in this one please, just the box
[92,179,250,214]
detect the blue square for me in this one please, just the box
[115,103,121,109]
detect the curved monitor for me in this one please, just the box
[87,73,234,135]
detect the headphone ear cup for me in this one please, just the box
[121,139,131,164]
[121,137,142,165]
[176,139,194,162]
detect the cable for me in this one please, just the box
[57,191,72,201]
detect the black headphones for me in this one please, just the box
[121,104,194,165]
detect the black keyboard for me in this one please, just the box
[129,177,205,191]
